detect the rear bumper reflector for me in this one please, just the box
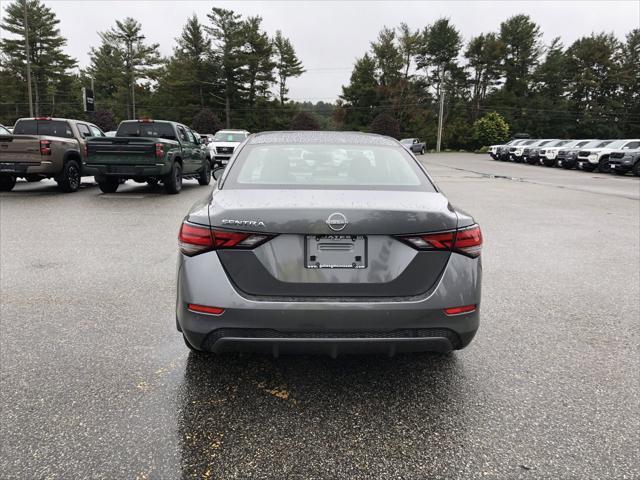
[187,304,225,316]
[444,304,477,316]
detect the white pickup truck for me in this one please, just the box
[576,139,640,172]
[207,129,250,168]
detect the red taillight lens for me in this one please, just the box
[187,304,225,315]
[155,143,164,159]
[179,223,213,256]
[179,222,274,256]
[397,224,482,258]
[39,140,51,155]
[454,225,483,258]
[444,304,477,316]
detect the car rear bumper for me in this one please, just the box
[89,163,169,177]
[176,250,482,355]
[0,161,59,175]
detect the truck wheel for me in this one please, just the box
[197,162,211,186]
[633,162,640,177]
[597,157,611,173]
[57,160,81,192]
[420,147,425,155]
[98,177,120,193]
[0,174,16,192]
[164,162,182,194]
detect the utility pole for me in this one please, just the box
[436,66,445,153]
[23,0,34,117]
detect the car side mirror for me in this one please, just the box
[212,165,226,181]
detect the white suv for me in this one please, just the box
[208,129,250,168]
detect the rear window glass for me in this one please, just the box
[224,144,435,191]
[213,132,246,142]
[116,122,176,140]
[14,120,73,138]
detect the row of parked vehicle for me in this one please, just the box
[487,138,640,175]
[0,117,250,193]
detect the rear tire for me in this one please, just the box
[0,174,16,192]
[98,177,120,193]
[633,162,640,177]
[197,161,211,186]
[164,161,182,194]
[57,160,81,192]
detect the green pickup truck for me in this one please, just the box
[86,119,211,194]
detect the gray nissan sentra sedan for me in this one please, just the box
[176,131,482,357]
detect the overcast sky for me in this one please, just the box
[2,1,639,101]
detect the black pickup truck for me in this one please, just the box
[86,119,211,194]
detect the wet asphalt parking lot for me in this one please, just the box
[1,153,639,479]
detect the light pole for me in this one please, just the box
[436,66,445,153]
[23,0,34,117]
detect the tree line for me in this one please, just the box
[1,0,638,148]
[338,16,639,148]
[0,0,306,133]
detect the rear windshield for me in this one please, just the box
[13,119,74,138]
[116,121,176,140]
[224,144,435,191]
[213,132,246,142]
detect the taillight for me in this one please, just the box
[397,224,482,258]
[155,143,164,159]
[178,222,274,256]
[39,140,51,155]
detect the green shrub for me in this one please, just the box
[472,112,510,148]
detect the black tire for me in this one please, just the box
[25,175,42,183]
[420,147,425,155]
[98,177,120,193]
[0,174,16,192]
[597,157,611,173]
[633,162,640,177]
[183,334,206,354]
[164,161,182,194]
[198,161,211,186]
[57,160,81,192]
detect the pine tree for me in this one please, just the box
[176,14,213,109]
[417,18,462,97]
[96,18,162,119]
[370,27,403,87]
[273,30,305,105]
[339,54,379,130]
[242,16,275,106]
[499,15,542,97]
[1,0,76,117]
[206,8,245,128]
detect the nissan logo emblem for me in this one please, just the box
[326,212,347,231]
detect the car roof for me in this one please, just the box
[249,131,399,146]
[218,129,249,133]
